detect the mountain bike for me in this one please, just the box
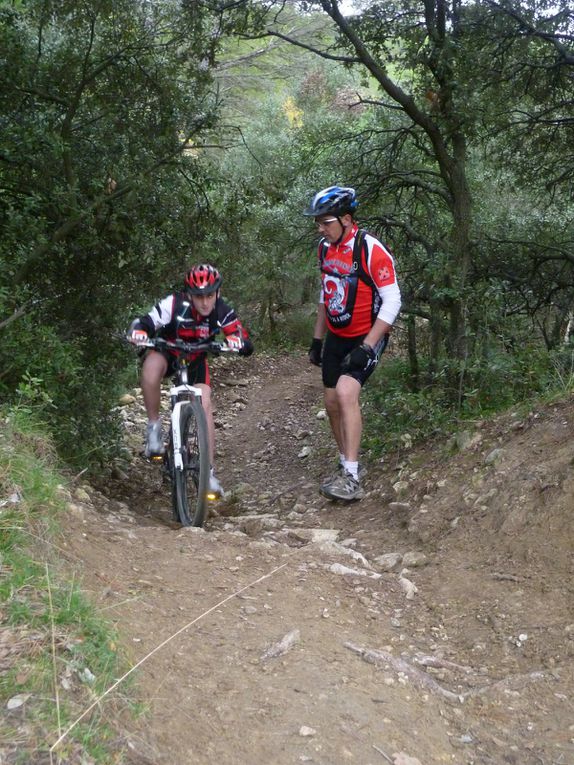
[130,335,236,528]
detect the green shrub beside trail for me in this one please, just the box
[363,345,574,459]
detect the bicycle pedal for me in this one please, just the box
[140,451,165,465]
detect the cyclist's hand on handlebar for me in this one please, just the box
[129,329,149,346]
[225,335,243,352]
[225,336,254,357]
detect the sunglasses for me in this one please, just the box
[314,217,339,226]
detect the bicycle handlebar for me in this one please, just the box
[126,335,238,355]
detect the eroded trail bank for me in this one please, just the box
[60,353,574,764]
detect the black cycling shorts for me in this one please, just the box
[143,349,209,385]
[322,331,388,389]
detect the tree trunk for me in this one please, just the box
[427,298,443,385]
[406,314,420,392]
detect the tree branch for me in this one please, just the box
[0,302,35,332]
[263,29,359,63]
[317,1,457,190]
[484,0,574,65]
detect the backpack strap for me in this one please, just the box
[354,229,382,325]
[353,229,375,289]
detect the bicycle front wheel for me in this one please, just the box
[174,399,209,527]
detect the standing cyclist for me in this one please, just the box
[305,186,401,501]
[129,264,253,497]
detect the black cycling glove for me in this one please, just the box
[341,343,376,373]
[238,338,254,357]
[309,338,323,367]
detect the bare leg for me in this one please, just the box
[141,351,168,420]
[195,383,215,465]
[335,375,362,462]
[324,387,344,454]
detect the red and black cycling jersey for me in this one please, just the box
[133,291,248,360]
[318,224,401,337]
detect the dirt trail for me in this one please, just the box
[61,353,574,765]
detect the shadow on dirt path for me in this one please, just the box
[61,352,574,765]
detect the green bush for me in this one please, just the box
[0,317,131,470]
[363,344,574,458]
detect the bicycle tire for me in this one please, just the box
[174,399,209,527]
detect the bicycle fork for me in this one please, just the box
[170,384,203,470]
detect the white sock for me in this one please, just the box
[343,460,358,480]
[338,452,345,467]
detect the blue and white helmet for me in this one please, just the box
[303,185,358,217]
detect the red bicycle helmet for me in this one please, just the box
[184,264,222,295]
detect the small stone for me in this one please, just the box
[74,488,91,503]
[388,502,411,512]
[374,553,403,571]
[67,502,84,517]
[399,576,418,599]
[299,726,316,737]
[80,668,96,684]
[7,694,30,710]
[454,431,482,451]
[119,394,137,406]
[402,552,428,568]
[485,448,504,465]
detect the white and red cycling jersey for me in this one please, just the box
[318,224,401,337]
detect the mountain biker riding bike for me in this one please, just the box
[305,186,401,502]
[128,263,253,497]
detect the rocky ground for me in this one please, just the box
[58,352,573,765]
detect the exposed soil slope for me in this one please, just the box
[60,352,574,765]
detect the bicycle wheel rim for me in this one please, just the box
[174,400,209,527]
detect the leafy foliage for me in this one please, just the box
[363,341,574,458]
[0,0,224,466]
